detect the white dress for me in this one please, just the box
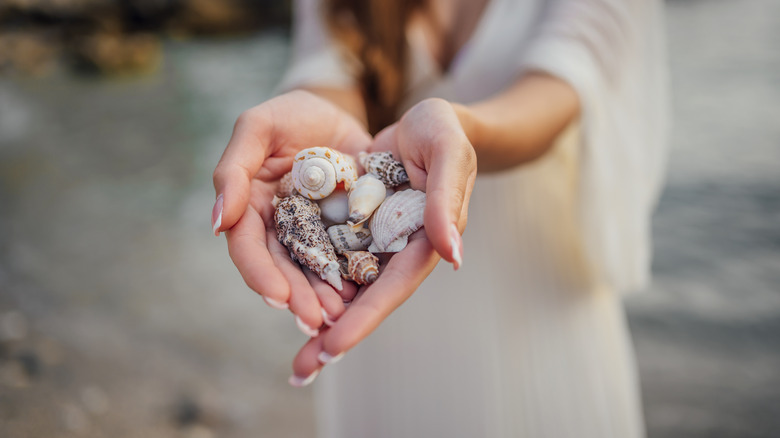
[280,0,669,437]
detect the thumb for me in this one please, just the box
[211,112,272,235]
[422,134,476,270]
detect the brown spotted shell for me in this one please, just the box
[343,251,379,285]
[292,147,358,200]
[274,195,342,290]
[368,189,426,253]
[358,151,409,187]
[277,171,297,198]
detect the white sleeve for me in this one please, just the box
[518,0,670,292]
[276,0,357,93]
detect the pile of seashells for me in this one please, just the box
[273,147,426,291]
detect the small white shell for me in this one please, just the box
[317,189,349,225]
[358,151,409,187]
[368,189,426,253]
[347,174,386,227]
[328,224,373,254]
[292,147,358,200]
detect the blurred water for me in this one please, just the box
[0,1,778,437]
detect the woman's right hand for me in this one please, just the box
[212,90,372,335]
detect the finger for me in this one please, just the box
[422,131,476,270]
[267,232,324,337]
[319,236,439,358]
[212,108,275,235]
[301,268,348,327]
[226,204,290,304]
[290,335,325,387]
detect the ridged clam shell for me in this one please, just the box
[347,174,386,227]
[317,189,349,225]
[327,224,372,254]
[292,147,358,200]
[343,251,379,285]
[358,151,409,187]
[368,189,426,253]
[276,171,297,198]
[274,195,342,290]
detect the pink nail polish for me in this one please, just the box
[295,316,319,337]
[450,223,463,270]
[289,369,320,387]
[211,194,223,236]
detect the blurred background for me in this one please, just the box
[0,0,778,437]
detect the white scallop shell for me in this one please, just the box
[347,174,386,227]
[327,224,373,254]
[292,147,358,200]
[317,189,349,225]
[368,189,426,253]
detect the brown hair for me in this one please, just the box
[326,0,427,134]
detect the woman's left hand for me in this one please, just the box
[288,98,478,385]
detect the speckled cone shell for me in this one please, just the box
[368,189,426,253]
[327,224,373,254]
[277,171,297,198]
[274,195,343,290]
[358,151,409,187]
[343,251,379,285]
[347,174,386,227]
[292,147,358,200]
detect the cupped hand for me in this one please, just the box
[289,98,478,385]
[212,90,371,334]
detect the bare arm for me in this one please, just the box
[455,71,581,172]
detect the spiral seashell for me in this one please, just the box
[274,195,343,290]
[368,189,426,253]
[358,151,409,187]
[277,171,297,198]
[327,224,373,254]
[317,189,349,225]
[347,174,387,227]
[292,147,358,200]
[343,251,379,285]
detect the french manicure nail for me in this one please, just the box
[288,369,320,387]
[295,315,320,338]
[211,194,223,236]
[321,308,336,326]
[317,351,345,365]
[264,296,289,310]
[450,223,463,270]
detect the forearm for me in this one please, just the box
[455,72,580,172]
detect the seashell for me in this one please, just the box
[317,189,349,225]
[292,147,358,200]
[343,251,379,285]
[347,174,386,227]
[368,189,426,253]
[274,195,342,290]
[358,151,409,187]
[277,171,297,198]
[327,224,373,254]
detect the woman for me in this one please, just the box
[211,0,669,436]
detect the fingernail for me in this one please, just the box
[264,296,289,310]
[295,315,319,338]
[211,194,223,236]
[288,369,320,387]
[321,308,336,326]
[450,223,463,270]
[317,351,345,365]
